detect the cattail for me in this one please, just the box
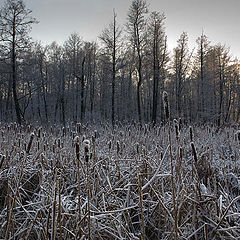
[74,136,80,161]
[108,140,112,151]
[144,124,147,135]
[117,141,120,154]
[174,119,179,141]
[37,127,42,138]
[18,137,21,148]
[162,91,170,119]
[0,155,5,169]
[52,144,56,153]
[83,139,91,240]
[191,142,198,163]
[178,118,182,131]
[92,135,95,144]
[76,123,81,134]
[50,126,53,134]
[26,132,35,154]
[160,151,163,160]
[57,138,61,148]
[62,127,66,137]
[179,147,183,160]
[94,130,98,139]
[189,126,194,142]
[83,139,90,162]
[136,143,140,155]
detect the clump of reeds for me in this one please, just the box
[0,122,240,239]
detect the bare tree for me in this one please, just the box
[99,10,122,127]
[127,0,148,123]
[173,32,190,118]
[195,33,210,121]
[148,11,167,124]
[215,45,231,126]
[64,33,83,121]
[0,0,37,124]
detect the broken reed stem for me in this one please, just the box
[87,163,91,240]
[138,173,145,240]
[136,145,146,240]
[77,148,82,238]
[84,139,91,240]
[163,91,178,240]
[46,207,51,239]
[116,141,121,180]
[5,182,11,240]
[51,179,57,240]
[191,142,198,163]
[174,119,181,183]
[58,178,63,240]
[74,135,82,236]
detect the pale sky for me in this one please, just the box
[1,0,240,58]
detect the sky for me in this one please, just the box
[1,0,240,58]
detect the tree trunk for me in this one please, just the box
[80,57,85,122]
[112,13,116,127]
[12,19,22,124]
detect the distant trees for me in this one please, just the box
[0,0,37,124]
[0,0,239,125]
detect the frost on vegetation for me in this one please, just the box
[0,122,239,239]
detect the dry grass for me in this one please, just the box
[0,122,239,239]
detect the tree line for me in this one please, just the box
[0,0,239,126]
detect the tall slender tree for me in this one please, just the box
[99,10,122,127]
[195,33,210,121]
[148,11,167,124]
[173,32,189,118]
[127,0,148,123]
[0,0,37,124]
